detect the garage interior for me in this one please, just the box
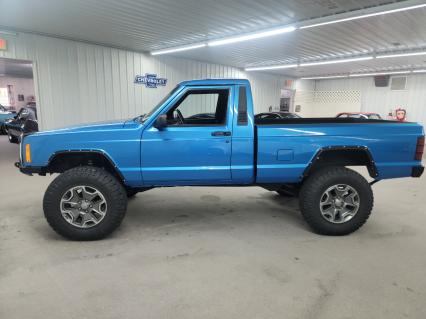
[0,58,35,110]
[1,0,426,318]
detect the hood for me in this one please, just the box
[35,119,141,136]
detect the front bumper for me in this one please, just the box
[411,166,424,177]
[15,162,46,176]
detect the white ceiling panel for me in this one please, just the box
[169,8,426,69]
[1,0,425,77]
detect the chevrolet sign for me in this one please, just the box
[134,73,167,88]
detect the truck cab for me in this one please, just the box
[140,79,255,185]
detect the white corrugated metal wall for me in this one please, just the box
[0,32,285,130]
[313,75,426,126]
[294,89,362,117]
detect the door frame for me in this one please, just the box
[140,84,236,185]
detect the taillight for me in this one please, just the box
[415,136,425,160]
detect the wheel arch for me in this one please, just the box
[303,146,378,179]
[46,150,125,183]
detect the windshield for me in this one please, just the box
[137,85,180,123]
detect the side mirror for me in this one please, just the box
[153,114,167,130]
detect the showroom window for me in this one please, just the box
[0,87,9,106]
[167,89,229,126]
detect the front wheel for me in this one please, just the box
[43,166,128,240]
[299,167,373,235]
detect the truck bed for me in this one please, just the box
[255,119,423,183]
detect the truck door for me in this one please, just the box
[141,86,233,184]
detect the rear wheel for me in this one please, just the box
[299,167,373,235]
[43,166,127,240]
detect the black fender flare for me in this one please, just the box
[47,150,126,182]
[302,146,378,179]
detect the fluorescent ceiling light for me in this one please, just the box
[300,3,426,29]
[300,56,373,67]
[0,30,17,36]
[245,64,298,71]
[208,26,296,47]
[151,43,206,55]
[246,56,372,72]
[349,71,410,77]
[301,75,348,80]
[377,51,426,59]
[300,68,426,80]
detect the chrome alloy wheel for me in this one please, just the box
[319,184,360,224]
[60,186,107,228]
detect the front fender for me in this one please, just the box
[21,126,143,187]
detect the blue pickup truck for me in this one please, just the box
[16,79,424,240]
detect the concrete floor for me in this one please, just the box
[1,135,425,319]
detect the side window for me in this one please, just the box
[167,89,229,126]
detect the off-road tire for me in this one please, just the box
[299,167,373,235]
[43,166,127,240]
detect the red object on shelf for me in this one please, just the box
[0,38,6,50]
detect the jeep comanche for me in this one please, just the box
[16,79,424,240]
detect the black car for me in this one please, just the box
[4,106,38,144]
[255,112,301,120]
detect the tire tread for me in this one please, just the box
[43,166,127,240]
[299,166,374,235]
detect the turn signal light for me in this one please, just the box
[25,144,31,163]
[415,136,424,161]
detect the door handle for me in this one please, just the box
[211,131,231,137]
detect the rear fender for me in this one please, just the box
[303,146,378,179]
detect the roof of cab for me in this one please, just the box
[179,78,250,86]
